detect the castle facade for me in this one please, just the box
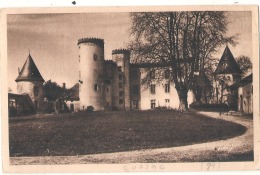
[69,38,189,111]
[10,38,252,115]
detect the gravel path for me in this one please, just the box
[10,111,253,164]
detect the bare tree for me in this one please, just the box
[129,11,237,111]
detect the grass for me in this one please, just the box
[9,110,247,157]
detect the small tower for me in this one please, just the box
[112,49,131,110]
[214,46,242,84]
[214,46,242,109]
[15,53,45,112]
[78,38,105,111]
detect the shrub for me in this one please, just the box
[154,106,168,110]
[189,103,229,112]
[86,106,94,112]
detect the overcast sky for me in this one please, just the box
[7,11,252,92]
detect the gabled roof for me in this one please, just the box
[15,53,44,82]
[8,93,35,109]
[229,73,252,89]
[214,46,242,75]
[65,83,79,101]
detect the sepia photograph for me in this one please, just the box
[1,6,259,172]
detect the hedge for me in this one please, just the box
[189,103,229,112]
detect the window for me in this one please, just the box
[119,91,124,97]
[118,66,122,71]
[119,74,123,80]
[150,70,155,79]
[150,84,156,94]
[151,99,156,109]
[119,99,124,104]
[165,99,170,108]
[165,70,170,79]
[165,84,170,93]
[93,69,97,77]
[226,75,231,80]
[132,85,139,95]
[93,54,98,61]
[119,82,123,88]
[79,55,80,62]
[94,84,99,91]
[9,99,16,108]
[33,86,39,96]
[107,87,109,92]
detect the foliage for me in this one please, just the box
[86,106,94,112]
[236,55,252,77]
[43,80,73,102]
[129,12,237,111]
[189,102,229,112]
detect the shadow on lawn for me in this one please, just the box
[9,110,248,158]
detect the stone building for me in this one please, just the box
[213,46,242,110]
[230,74,253,114]
[8,53,45,116]
[69,37,194,112]
[11,40,251,114]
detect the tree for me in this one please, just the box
[129,12,237,111]
[43,80,66,102]
[236,55,252,77]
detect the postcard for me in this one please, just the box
[1,5,259,173]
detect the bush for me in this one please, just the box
[189,103,229,112]
[154,106,168,110]
[86,106,94,112]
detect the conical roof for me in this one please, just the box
[15,53,44,82]
[214,46,242,75]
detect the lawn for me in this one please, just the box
[9,110,246,157]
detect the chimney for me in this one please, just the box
[63,83,66,89]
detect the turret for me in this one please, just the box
[214,46,242,110]
[15,53,44,112]
[78,38,105,111]
[112,49,131,110]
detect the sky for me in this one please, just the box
[7,11,252,92]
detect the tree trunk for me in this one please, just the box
[177,90,188,113]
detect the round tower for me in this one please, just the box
[112,49,131,110]
[78,38,105,111]
[15,53,45,112]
